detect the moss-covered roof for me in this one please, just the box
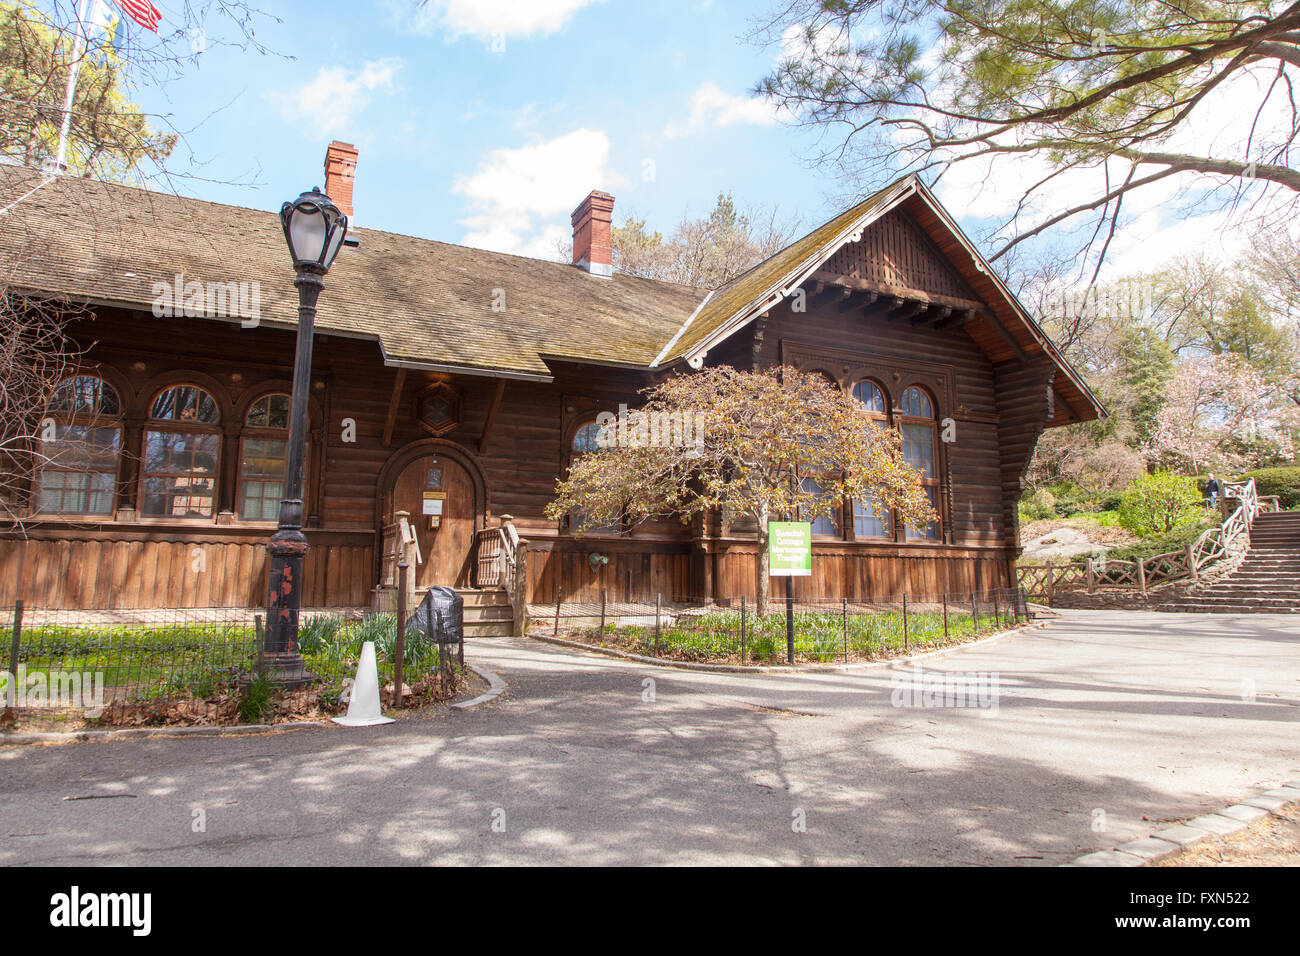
[0,166,703,379]
[0,164,1101,420]
[653,177,916,365]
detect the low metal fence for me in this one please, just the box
[1,602,448,710]
[532,587,1027,665]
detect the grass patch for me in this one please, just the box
[238,670,275,723]
[13,613,445,705]
[568,603,1018,665]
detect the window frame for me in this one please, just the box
[800,475,843,538]
[35,375,123,518]
[139,384,223,521]
[896,385,942,542]
[849,379,894,541]
[564,416,623,535]
[236,392,296,524]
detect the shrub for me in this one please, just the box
[1020,488,1056,521]
[1118,472,1204,536]
[1239,466,1300,510]
[1103,518,1215,563]
[1095,491,1123,512]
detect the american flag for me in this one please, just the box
[110,0,162,33]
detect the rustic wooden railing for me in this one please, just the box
[475,526,509,586]
[375,511,422,615]
[380,510,419,588]
[1018,479,1274,601]
[472,515,528,636]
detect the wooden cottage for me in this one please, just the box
[0,143,1102,630]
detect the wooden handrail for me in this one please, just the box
[473,515,520,591]
[1018,478,1266,598]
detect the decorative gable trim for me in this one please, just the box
[660,177,919,367]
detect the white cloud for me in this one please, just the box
[407,0,600,41]
[933,151,1258,278]
[927,60,1297,276]
[454,128,612,256]
[277,59,402,138]
[664,82,782,139]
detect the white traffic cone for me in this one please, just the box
[331,641,395,726]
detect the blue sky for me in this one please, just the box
[102,0,843,257]
[47,0,1273,278]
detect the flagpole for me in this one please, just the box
[54,0,93,173]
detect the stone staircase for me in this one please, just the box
[1156,511,1300,613]
[456,587,515,636]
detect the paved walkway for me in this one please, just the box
[2,610,1297,865]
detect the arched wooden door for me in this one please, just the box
[389,454,478,588]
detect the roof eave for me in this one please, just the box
[909,181,1107,421]
[674,177,920,366]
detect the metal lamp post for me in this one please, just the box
[264,187,348,681]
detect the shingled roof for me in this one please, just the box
[0,163,1101,420]
[0,165,703,380]
[651,177,916,366]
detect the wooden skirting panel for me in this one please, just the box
[528,539,697,605]
[0,527,375,609]
[526,536,1014,606]
[716,546,1013,602]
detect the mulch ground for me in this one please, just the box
[1,669,487,734]
[1153,804,1300,866]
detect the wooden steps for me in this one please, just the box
[454,587,515,637]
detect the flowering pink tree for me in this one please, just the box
[545,366,935,614]
[1145,355,1298,473]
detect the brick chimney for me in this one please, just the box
[571,190,614,278]
[323,140,358,218]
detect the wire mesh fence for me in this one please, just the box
[531,587,1028,666]
[1,603,451,711]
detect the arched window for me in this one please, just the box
[800,477,841,537]
[898,386,940,541]
[37,375,122,516]
[141,385,221,519]
[852,380,887,416]
[238,393,293,521]
[569,418,619,533]
[572,421,605,455]
[899,386,933,419]
[851,380,892,539]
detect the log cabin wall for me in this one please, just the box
[0,306,396,608]
[0,306,692,609]
[1,205,1056,610]
[685,291,1019,604]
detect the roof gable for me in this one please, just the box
[651,176,1104,424]
[651,177,918,366]
[822,207,977,304]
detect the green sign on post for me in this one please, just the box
[768,522,812,577]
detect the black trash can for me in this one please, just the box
[407,586,463,646]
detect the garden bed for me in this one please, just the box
[540,598,1026,667]
[1,608,470,732]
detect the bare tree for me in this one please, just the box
[0,284,83,527]
[752,0,1300,274]
[1,0,284,187]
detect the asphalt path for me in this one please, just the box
[2,610,1297,865]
